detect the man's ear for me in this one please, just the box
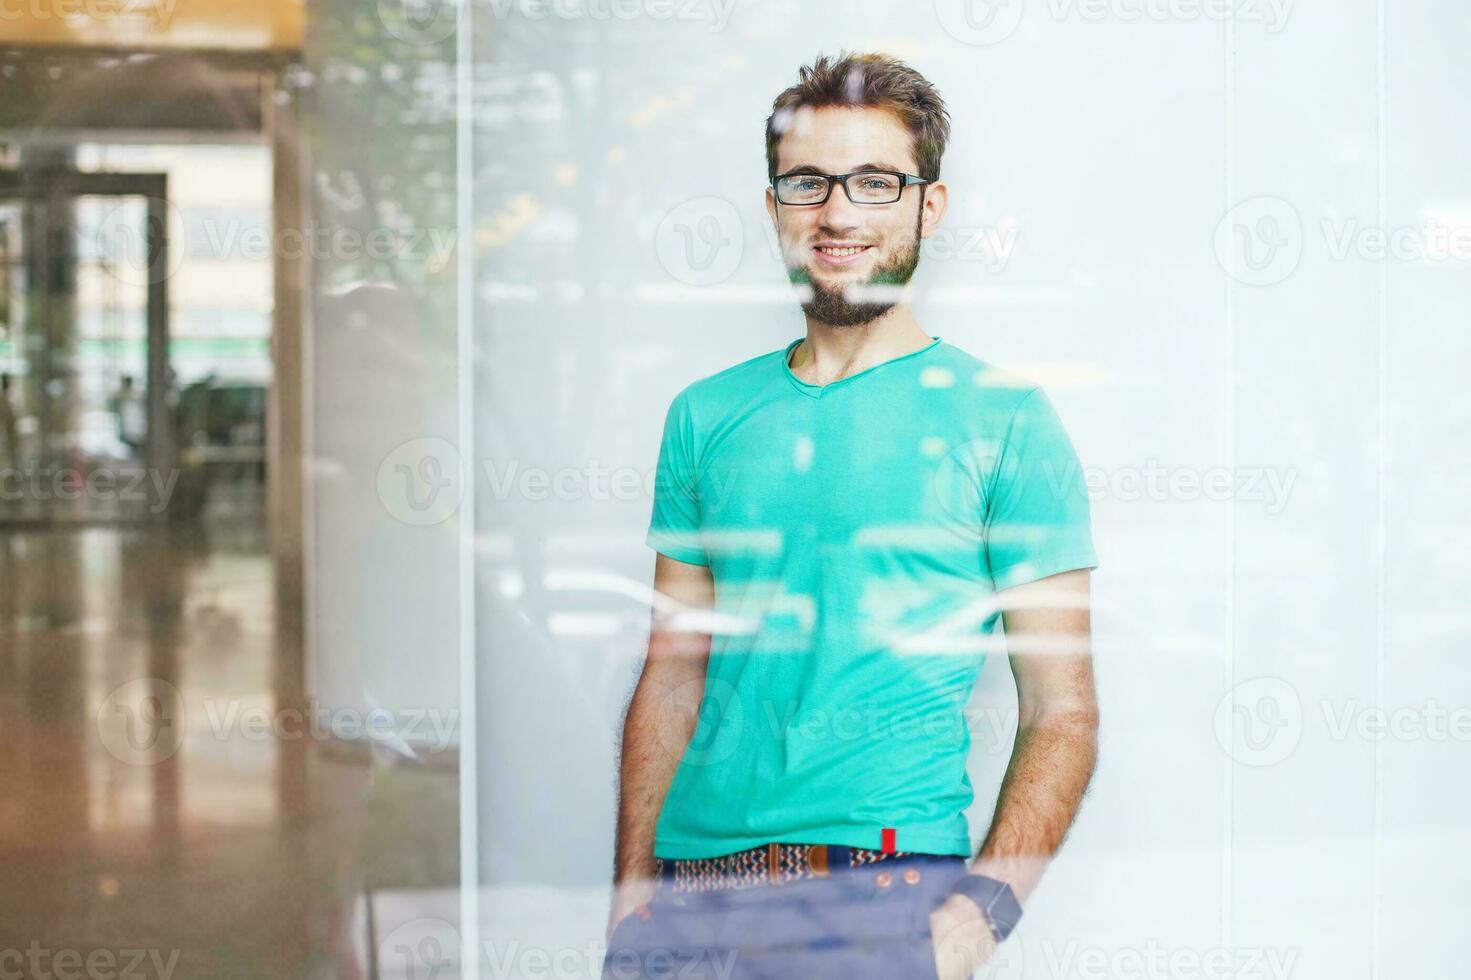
[919,180,949,240]
[764,184,779,229]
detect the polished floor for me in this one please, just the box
[0,524,458,980]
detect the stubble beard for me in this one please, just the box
[790,207,924,328]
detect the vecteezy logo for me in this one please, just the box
[928,903,1026,980]
[655,196,744,286]
[1214,195,1303,286]
[91,196,186,288]
[377,917,462,980]
[97,677,186,766]
[378,0,463,45]
[376,437,465,526]
[1214,676,1302,766]
[657,675,743,767]
[926,436,999,536]
[934,0,1026,46]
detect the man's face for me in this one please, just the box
[765,105,947,326]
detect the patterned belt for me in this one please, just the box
[655,843,914,895]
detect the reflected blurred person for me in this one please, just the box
[111,374,147,459]
[0,373,17,468]
[606,52,1101,980]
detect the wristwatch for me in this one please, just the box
[946,874,1022,943]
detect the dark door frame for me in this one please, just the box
[0,167,174,517]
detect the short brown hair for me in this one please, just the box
[765,52,952,184]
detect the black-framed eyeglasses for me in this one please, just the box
[771,169,929,206]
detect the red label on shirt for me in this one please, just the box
[881,828,896,853]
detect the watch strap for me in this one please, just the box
[946,873,1022,943]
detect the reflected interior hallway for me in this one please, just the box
[0,524,458,980]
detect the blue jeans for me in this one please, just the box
[602,852,968,980]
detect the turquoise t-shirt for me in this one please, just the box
[644,335,1099,859]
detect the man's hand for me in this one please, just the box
[927,892,998,980]
[605,875,658,943]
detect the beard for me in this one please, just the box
[789,207,923,327]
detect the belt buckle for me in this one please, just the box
[762,843,831,888]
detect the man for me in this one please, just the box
[606,52,1100,980]
[0,373,18,468]
[111,375,147,459]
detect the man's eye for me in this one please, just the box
[860,176,897,190]
[793,179,821,191]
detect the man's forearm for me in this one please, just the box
[611,643,706,884]
[967,703,1099,902]
[613,690,681,883]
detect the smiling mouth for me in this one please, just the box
[813,244,874,262]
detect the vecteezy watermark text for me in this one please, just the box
[1040,938,1297,980]
[0,0,176,31]
[1063,459,1298,514]
[934,0,1292,47]
[486,0,736,31]
[1217,677,1471,767]
[0,943,180,980]
[1,464,177,514]
[375,438,742,526]
[96,677,460,766]
[202,699,461,750]
[1216,196,1471,286]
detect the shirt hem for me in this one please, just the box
[989,549,1099,592]
[644,532,710,567]
[653,827,972,860]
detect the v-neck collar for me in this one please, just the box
[781,335,943,399]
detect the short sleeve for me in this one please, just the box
[644,389,709,566]
[983,387,1099,590]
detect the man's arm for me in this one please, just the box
[971,566,1099,896]
[608,552,715,937]
[930,567,1098,977]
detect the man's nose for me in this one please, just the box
[816,181,865,228]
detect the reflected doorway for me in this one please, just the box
[0,168,174,523]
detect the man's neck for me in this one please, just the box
[788,305,934,384]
